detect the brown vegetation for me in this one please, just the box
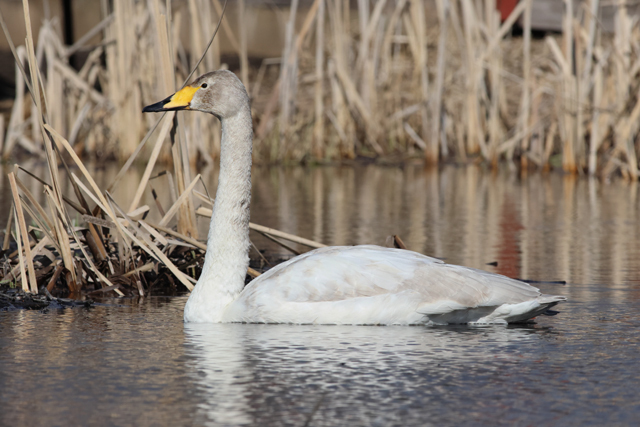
[0,1,326,297]
[0,0,638,177]
[1,0,640,297]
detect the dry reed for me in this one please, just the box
[0,0,326,297]
[2,0,640,297]
[0,1,638,178]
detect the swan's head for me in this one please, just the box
[143,70,249,119]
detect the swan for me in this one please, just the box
[143,70,566,325]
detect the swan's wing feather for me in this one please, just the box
[233,245,545,323]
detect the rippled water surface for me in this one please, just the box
[1,295,639,426]
[1,165,639,425]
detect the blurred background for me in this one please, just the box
[1,0,639,178]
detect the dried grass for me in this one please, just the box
[2,0,640,296]
[0,2,636,178]
[0,0,325,297]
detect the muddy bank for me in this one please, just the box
[0,252,288,310]
[0,287,93,311]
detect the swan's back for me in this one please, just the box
[224,245,565,325]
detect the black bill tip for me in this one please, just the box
[142,96,171,113]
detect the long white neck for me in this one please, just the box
[184,104,253,322]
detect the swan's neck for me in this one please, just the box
[185,105,253,322]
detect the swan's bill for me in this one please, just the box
[142,85,200,112]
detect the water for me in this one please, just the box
[1,164,640,425]
[1,295,638,426]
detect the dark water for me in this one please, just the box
[1,164,640,425]
[1,294,639,426]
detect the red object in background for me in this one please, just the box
[497,0,519,22]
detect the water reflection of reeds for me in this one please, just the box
[1,163,638,294]
[245,165,640,288]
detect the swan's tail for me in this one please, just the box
[538,294,567,308]
[507,294,566,323]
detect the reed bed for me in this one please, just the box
[0,0,335,298]
[2,1,640,178]
[1,0,640,297]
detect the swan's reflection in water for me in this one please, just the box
[184,323,553,426]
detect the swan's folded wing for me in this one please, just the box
[234,245,543,320]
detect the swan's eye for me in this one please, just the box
[201,83,208,89]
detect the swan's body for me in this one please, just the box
[144,70,566,325]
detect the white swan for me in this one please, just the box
[143,70,566,325]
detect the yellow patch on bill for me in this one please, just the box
[164,86,200,109]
